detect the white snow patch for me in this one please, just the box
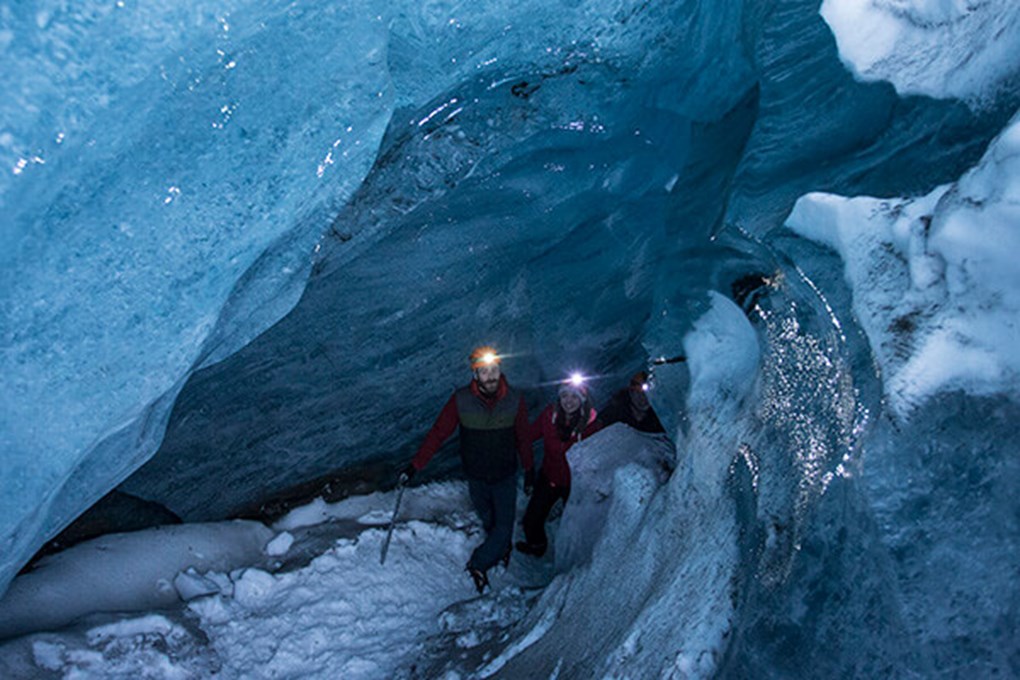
[0,481,537,679]
[820,0,1020,102]
[85,614,177,645]
[173,568,223,601]
[265,531,294,556]
[273,480,472,531]
[31,641,65,671]
[187,521,486,679]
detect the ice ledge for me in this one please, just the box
[786,111,1020,415]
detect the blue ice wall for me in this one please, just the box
[3,0,1019,675]
[2,0,393,593]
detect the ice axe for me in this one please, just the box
[379,480,407,565]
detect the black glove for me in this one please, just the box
[398,464,416,486]
[524,469,535,496]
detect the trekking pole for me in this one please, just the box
[379,481,407,565]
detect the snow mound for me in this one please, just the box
[557,425,675,570]
[272,480,472,532]
[0,481,540,679]
[0,521,272,640]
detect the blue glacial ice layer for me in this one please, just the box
[116,0,767,521]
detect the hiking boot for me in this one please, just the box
[500,547,511,568]
[466,566,489,594]
[515,540,547,557]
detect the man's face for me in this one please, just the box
[476,364,501,394]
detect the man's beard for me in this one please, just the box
[480,379,499,395]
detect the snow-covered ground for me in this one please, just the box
[0,480,560,679]
[0,424,682,679]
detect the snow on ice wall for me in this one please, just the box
[786,112,1020,415]
[820,0,1020,102]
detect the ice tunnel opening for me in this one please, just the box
[114,67,765,525]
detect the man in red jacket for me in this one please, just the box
[400,346,533,593]
[516,376,601,557]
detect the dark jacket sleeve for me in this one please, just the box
[641,409,667,434]
[515,395,534,472]
[411,393,459,471]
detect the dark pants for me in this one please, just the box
[467,475,518,571]
[522,474,569,549]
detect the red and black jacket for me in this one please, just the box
[412,375,533,482]
[529,403,601,489]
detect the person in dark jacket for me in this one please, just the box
[400,346,533,593]
[516,377,601,557]
[597,370,666,434]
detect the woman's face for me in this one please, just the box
[559,390,582,414]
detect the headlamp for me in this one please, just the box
[470,345,502,368]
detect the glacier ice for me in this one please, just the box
[1,0,393,595]
[2,0,1019,676]
[2,0,765,593]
